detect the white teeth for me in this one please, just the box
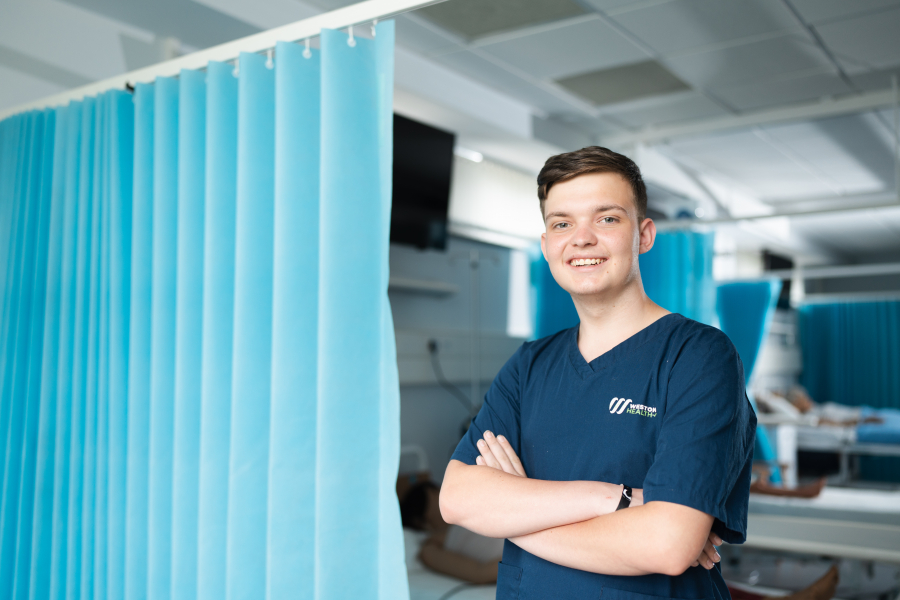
[571,258,605,266]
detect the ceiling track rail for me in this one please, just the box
[0,0,449,121]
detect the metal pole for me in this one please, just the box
[893,75,899,202]
[0,0,449,121]
[469,250,480,413]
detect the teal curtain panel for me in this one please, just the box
[716,280,782,483]
[0,21,406,600]
[800,300,900,481]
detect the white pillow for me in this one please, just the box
[403,527,428,572]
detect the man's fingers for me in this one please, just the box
[701,539,720,570]
[476,438,501,469]
[483,431,518,475]
[496,435,527,477]
[709,532,723,546]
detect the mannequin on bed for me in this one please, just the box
[400,481,503,584]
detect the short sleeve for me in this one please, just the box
[642,328,757,543]
[450,344,525,466]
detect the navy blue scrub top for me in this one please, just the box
[451,313,756,600]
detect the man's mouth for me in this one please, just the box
[569,258,607,267]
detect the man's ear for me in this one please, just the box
[540,232,548,261]
[638,218,656,255]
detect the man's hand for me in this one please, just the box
[691,532,722,570]
[474,430,644,507]
[475,430,527,477]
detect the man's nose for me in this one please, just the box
[570,222,597,246]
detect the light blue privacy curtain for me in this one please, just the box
[716,280,782,482]
[800,300,900,481]
[530,230,715,338]
[640,230,715,325]
[0,22,407,600]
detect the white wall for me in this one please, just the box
[390,236,524,482]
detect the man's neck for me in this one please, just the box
[572,284,668,363]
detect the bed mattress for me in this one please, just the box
[749,487,900,525]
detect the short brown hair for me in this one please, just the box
[537,146,648,220]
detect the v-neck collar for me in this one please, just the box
[567,313,681,378]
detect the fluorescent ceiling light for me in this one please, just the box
[454,146,483,163]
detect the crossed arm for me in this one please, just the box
[439,430,722,577]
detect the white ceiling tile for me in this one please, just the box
[477,17,648,80]
[395,14,464,56]
[602,90,728,127]
[791,210,900,256]
[848,67,900,92]
[665,35,832,89]
[760,119,888,195]
[789,0,900,24]
[0,64,65,113]
[415,0,587,40]
[816,6,900,69]
[610,0,800,55]
[713,70,851,112]
[580,0,668,12]
[664,130,841,200]
[430,49,588,114]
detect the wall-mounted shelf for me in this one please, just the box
[388,276,459,296]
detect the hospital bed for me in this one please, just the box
[754,397,900,486]
[404,528,497,600]
[399,445,499,600]
[746,487,900,564]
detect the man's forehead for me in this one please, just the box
[544,174,637,215]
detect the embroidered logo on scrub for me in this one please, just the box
[609,397,657,417]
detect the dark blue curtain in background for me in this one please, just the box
[800,301,900,482]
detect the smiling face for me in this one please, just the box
[540,171,656,303]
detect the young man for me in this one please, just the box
[440,147,756,599]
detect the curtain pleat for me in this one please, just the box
[106,88,133,600]
[268,39,319,598]
[171,68,205,600]
[196,60,237,600]
[28,107,65,600]
[125,83,152,600]
[0,22,403,600]
[227,50,275,598]
[147,76,179,600]
[317,28,387,597]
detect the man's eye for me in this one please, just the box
[553,222,569,229]
[600,217,618,224]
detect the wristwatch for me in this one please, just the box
[616,485,632,511]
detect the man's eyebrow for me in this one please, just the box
[544,204,629,220]
[594,204,629,213]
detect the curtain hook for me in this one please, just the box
[266,48,274,69]
[347,25,356,47]
[303,38,312,59]
[233,56,239,77]
[372,19,378,37]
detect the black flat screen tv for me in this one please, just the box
[391,114,455,250]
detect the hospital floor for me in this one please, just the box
[719,546,899,600]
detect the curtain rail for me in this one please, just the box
[0,0,446,121]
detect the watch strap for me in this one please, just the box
[616,485,632,511]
